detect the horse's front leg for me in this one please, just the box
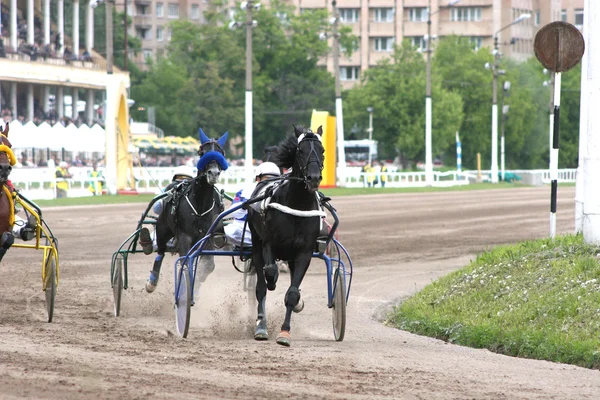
[0,231,14,263]
[252,240,269,340]
[276,253,311,347]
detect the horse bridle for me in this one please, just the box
[198,140,224,158]
[296,136,324,184]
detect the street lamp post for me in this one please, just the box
[490,13,530,184]
[425,0,460,186]
[500,80,510,181]
[320,1,346,185]
[332,0,346,186]
[230,1,261,175]
[367,107,373,165]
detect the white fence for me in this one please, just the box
[8,166,578,200]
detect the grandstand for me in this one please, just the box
[0,0,130,167]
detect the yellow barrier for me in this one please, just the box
[311,110,337,188]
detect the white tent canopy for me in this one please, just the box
[8,121,106,153]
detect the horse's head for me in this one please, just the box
[0,123,16,184]
[196,128,229,185]
[293,125,324,193]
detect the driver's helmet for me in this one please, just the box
[256,162,281,178]
[172,165,196,181]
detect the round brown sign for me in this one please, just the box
[534,21,585,73]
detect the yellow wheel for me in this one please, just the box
[44,250,57,323]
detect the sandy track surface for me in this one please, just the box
[0,187,598,399]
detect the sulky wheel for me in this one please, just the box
[112,257,124,317]
[332,267,346,342]
[174,264,192,338]
[44,249,57,323]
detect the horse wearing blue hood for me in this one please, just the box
[145,128,229,293]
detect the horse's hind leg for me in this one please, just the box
[262,243,279,291]
[0,232,14,263]
[253,241,269,340]
[197,255,215,283]
[145,222,172,293]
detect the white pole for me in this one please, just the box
[44,0,50,45]
[549,72,561,239]
[425,0,434,186]
[583,0,600,244]
[368,110,373,165]
[73,0,80,57]
[86,2,94,52]
[244,2,254,179]
[58,0,64,56]
[105,78,118,195]
[10,0,16,50]
[575,0,589,233]
[491,102,498,183]
[26,0,33,44]
[332,0,346,186]
[27,84,34,121]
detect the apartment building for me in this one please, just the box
[560,0,584,28]
[120,0,210,68]
[123,0,586,86]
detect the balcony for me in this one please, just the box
[369,21,395,36]
[403,21,428,37]
[133,14,153,28]
[0,54,129,90]
[439,20,493,37]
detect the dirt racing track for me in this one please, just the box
[0,187,599,399]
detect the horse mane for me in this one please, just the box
[274,127,319,170]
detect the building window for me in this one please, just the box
[340,8,360,23]
[408,7,428,22]
[374,37,394,52]
[340,66,360,81]
[190,4,200,19]
[373,8,394,23]
[575,8,584,27]
[157,27,164,41]
[534,10,540,26]
[156,3,163,17]
[469,36,482,50]
[409,36,426,51]
[136,4,149,16]
[143,49,153,60]
[136,27,152,40]
[168,3,179,18]
[561,9,566,22]
[450,7,482,22]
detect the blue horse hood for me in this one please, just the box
[197,151,229,171]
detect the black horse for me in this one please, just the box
[247,125,325,346]
[145,128,229,293]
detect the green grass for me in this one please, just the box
[30,194,158,208]
[388,234,600,369]
[320,182,528,196]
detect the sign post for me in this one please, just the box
[534,21,585,238]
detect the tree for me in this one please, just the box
[433,37,493,169]
[344,42,463,168]
[130,0,351,159]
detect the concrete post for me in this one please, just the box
[72,88,79,120]
[10,83,17,120]
[575,0,589,233]
[583,0,600,244]
[86,2,94,52]
[27,84,34,121]
[44,0,51,45]
[10,0,16,50]
[58,0,64,56]
[73,0,80,57]
[57,86,64,119]
[86,89,94,124]
[27,0,33,44]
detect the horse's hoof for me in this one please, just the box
[293,299,304,313]
[145,271,159,293]
[139,228,153,255]
[276,331,291,347]
[145,280,157,293]
[255,318,268,340]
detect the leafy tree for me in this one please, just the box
[433,37,493,169]
[130,0,352,159]
[344,42,463,168]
